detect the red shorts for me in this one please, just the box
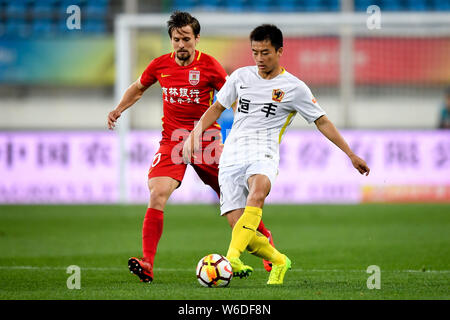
[148,137,223,197]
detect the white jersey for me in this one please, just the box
[216,65,326,168]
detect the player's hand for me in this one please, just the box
[182,133,194,164]
[182,131,201,164]
[349,154,370,176]
[107,109,121,130]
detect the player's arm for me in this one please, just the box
[314,115,370,176]
[107,78,149,130]
[182,100,226,163]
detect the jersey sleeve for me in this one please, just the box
[292,82,326,124]
[216,70,238,109]
[208,56,228,91]
[139,59,158,87]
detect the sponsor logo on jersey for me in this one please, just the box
[161,73,171,78]
[189,70,200,86]
[272,89,285,102]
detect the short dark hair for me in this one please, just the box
[167,11,200,38]
[250,24,283,51]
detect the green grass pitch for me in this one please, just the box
[0,204,449,300]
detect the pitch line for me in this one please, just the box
[0,266,449,274]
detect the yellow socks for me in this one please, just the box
[247,231,285,265]
[226,206,262,259]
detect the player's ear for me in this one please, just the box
[195,34,200,45]
[277,47,283,58]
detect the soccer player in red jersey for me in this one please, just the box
[107,11,275,283]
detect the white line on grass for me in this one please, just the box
[0,266,448,273]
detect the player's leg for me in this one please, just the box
[226,174,270,259]
[217,165,254,277]
[129,145,186,283]
[225,205,274,272]
[197,130,273,238]
[228,162,291,284]
[246,169,291,285]
[142,176,180,263]
[193,159,275,271]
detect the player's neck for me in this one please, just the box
[175,52,196,67]
[258,66,283,80]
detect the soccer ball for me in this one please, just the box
[196,254,233,287]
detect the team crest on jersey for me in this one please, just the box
[189,70,200,86]
[272,89,285,102]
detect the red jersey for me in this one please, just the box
[140,50,228,144]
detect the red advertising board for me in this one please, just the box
[222,37,450,85]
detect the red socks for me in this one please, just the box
[142,208,268,266]
[257,219,271,238]
[142,208,164,266]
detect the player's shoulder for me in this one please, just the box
[153,52,174,63]
[282,69,311,93]
[197,51,219,64]
[229,66,257,79]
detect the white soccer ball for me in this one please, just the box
[196,253,233,288]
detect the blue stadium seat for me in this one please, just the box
[380,0,402,11]
[355,0,380,11]
[5,18,30,38]
[326,0,340,11]
[85,0,109,18]
[303,0,324,11]
[279,0,297,12]
[431,0,450,10]
[6,0,28,18]
[250,0,272,12]
[32,19,55,36]
[83,19,106,34]
[172,0,198,11]
[223,0,248,12]
[405,0,427,11]
[197,0,222,11]
[31,3,54,18]
[58,18,82,35]
[60,0,84,14]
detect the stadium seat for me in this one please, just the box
[83,19,107,34]
[60,0,84,13]
[223,0,247,12]
[4,18,30,38]
[405,0,427,11]
[32,19,55,36]
[197,0,222,11]
[431,0,450,11]
[31,3,55,19]
[5,0,28,18]
[250,0,271,12]
[303,0,323,11]
[57,18,82,35]
[85,0,109,18]
[278,0,297,12]
[327,0,340,11]
[355,0,379,11]
[380,0,402,11]
[172,0,198,11]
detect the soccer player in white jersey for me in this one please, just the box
[183,24,370,285]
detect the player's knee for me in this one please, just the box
[247,190,267,206]
[148,187,171,208]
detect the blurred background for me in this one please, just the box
[1,0,450,204]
